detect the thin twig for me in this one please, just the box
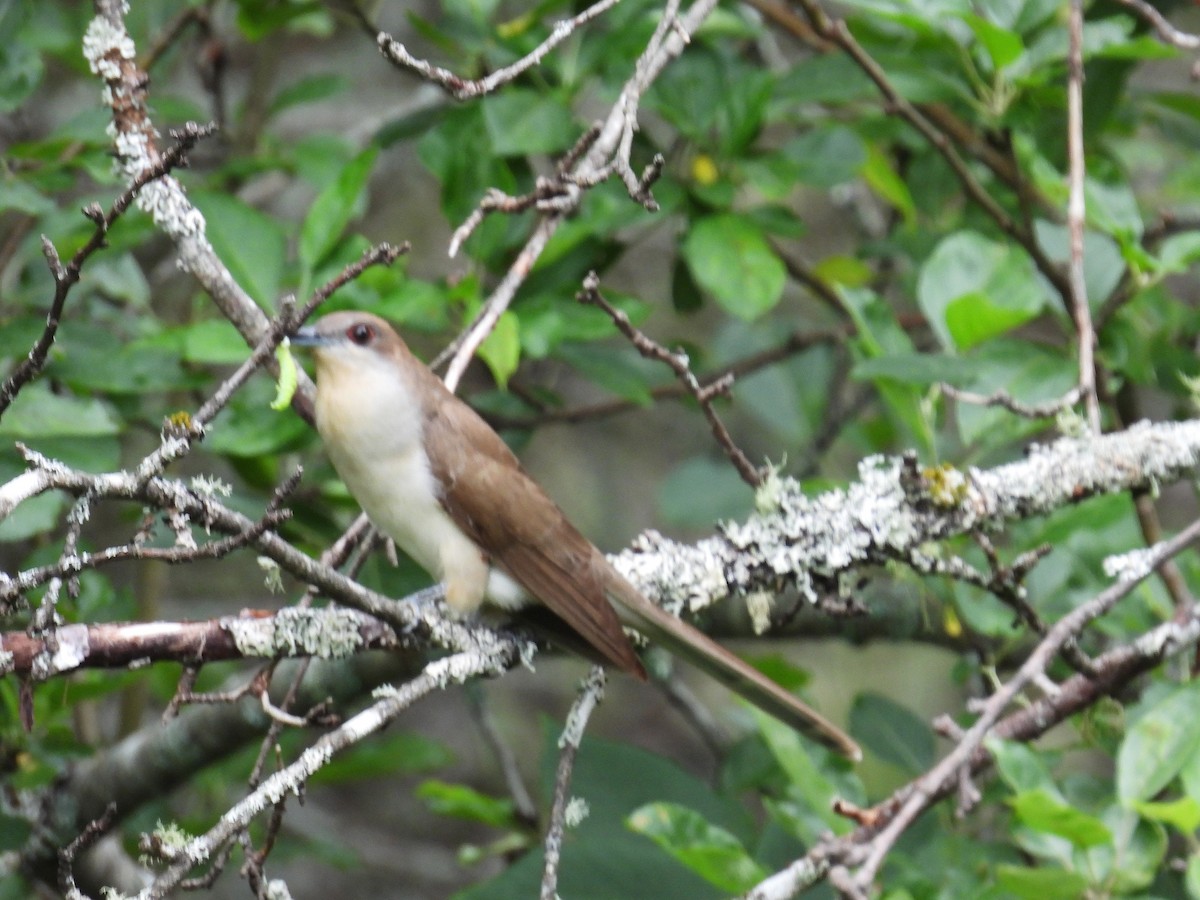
[847,515,1200,892]
[786,0,1073,307]
[377,0,624,100]
[1111,0,1200,48]
[433,0,715,387]
[142,653,498,896]
[0,122,216,416]
[5,468,298,599]
[541,666,606,900]
[59,803,119,900]
[1066,0,1100,433]
[140,5,210,70]
[467,685,538,826]
[295,241,409,326]
[940,383,1082,419]
[492,323,867,429]
[578,272,763,487]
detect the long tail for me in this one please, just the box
[605,573,861,761]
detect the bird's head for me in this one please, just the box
[292,311,411,384]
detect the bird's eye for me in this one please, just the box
[347,323,374,346]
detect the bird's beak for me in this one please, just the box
[291,325,329,347]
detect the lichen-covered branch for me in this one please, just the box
[135,652,494,897]
[613,419,1200,615]
[541,666,606,900]
[0,608,406,679]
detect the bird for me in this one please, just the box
[292,311,860,760]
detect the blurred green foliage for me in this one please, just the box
[4,0,1200,896]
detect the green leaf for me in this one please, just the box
[1188,852,1200,900]
[862,143,916,225]
[478,311,521,389]
[81,253,150,307]
[371,278,453,332]
[994,864,1089,899]
[183,319,252,365]
[1156,231,1200,275]
[683,215,785,320]
[417,779,516,828]
[753,710,851,836]
[1118,680,1200,803]
[627,803,767,893]
[814,254,872,287]
[0,384,120,438]
[658,457,754,528]
[519,291,645,357]
[0,812,31,853]
[849,693,934,774]
[482,89,577,156]
[943,292,1039,351]
[205,382,310,457]
[191,191,288,308]
[840,287,935,454]
[269,73,348,116]
[234,0,329,41]
[1132,797,1200,833]
[779,126,865,188]
[0,491,67,542]
[51,326,198,395]
[298,145,380,278]
[1034,221,1124,307]
[1086,178,1143,241]
[987,738,1060,794]
[554,343,654,406]
[962,13,1024,71]
[0,38,42,114]
[310,732,452,785]
[1009,789,1112,848]
[852,353,977,385]
[917,232,1047,351]
[0,178,55,216]
[1093,807,1166,893]
[775,54,874,106]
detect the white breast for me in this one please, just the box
[312,350,496,614]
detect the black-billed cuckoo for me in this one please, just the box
[293,311,860,760]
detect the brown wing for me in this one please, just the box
[417,366,645,678]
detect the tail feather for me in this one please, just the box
[605,575,861,761]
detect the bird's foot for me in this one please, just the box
[400,583,448,634]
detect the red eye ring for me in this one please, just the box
[347,323,374,346]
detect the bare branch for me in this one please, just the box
[1111,0,1200,48]
[1066,0,1100,433]
[748,578,1200,899]
[846,516,1200,892]
[59,803,119,900]
[786,0,1074,308]
[940,383,1082,419]
[0,608,407,680]
[578,272,763,487]
[541,666,606,900]
[377,0,623,99]
[0,122,216,416]
[436,0,717,389]
[138,653,497,897]
[468,686,538,827]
